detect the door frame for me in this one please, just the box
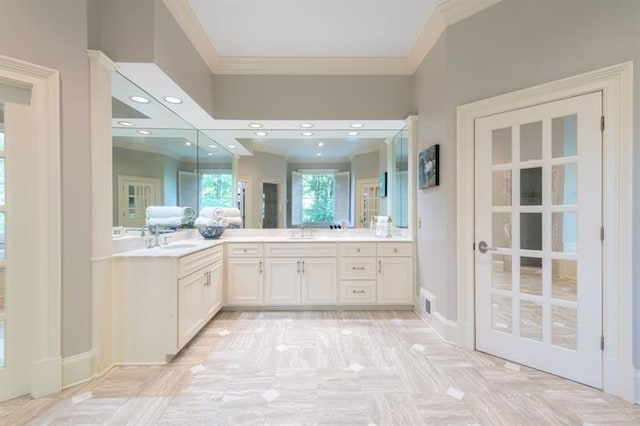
[0,55,62,398]
[456,62,634,401]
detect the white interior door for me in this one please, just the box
[475,91,603,388]
[118,175,161,227]
[356,178,380,228]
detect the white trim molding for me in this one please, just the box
[62,351,96,389]
[456,62,634,402]
[415,288,458,345]
[635,369,640,404]
[0,55,62,398]
[164,0,501,75]
[88,50,117,379]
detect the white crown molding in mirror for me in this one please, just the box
[164,0,502,75]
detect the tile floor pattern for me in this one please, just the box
[1,310,639,425]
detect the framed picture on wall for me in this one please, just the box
[379,172,387,197]
[419,144,439,189]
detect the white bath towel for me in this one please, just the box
[199,207,242,219]
[195,217,220,228]
[146,206,186,218]
[146,217,182,227]
[225,216,242,228]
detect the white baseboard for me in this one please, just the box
[62,351,96,389]
[415,288,457,345]
[635,369,640,404]
[31,357,62,398]
[603,356,636,403]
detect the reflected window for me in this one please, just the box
[200,172,233,209]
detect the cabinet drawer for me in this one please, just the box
[339,281,376,304]
[339,243,376,257]
[178,246,222,279]
[265,243,337,258]
[377,242,413,257]
[340,258,376,280]
[227,243,264,257]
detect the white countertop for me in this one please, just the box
[115,234,412,258]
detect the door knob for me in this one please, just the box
[478,241,498,254]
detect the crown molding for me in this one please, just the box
[164,0,501,76]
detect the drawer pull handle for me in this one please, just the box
[297,260,300,273]
[394,248,398,253]
[352,290,366,294]
[378,260,382,273]
[243,249,247,253]
[302,260,305,273]
[352,266,365,271]
[259,260,263,274]
[356,248,360,253]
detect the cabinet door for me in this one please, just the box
[265,258,300,304]
[301,257,337,304]
[203,259,223,320]
[226,258,264,305]
[178,271,206,348]
[377,257,413,304]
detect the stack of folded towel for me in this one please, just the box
[145,206,196,228]
[195,207,242,229]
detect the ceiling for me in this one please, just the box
[187,0,443,58]
[166,0,500,74]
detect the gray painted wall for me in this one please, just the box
[413,0,640,367]
[0,0,92,357]
[352,150,381,181]
[212,74,414,120]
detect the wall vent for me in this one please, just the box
[425,298,431,314]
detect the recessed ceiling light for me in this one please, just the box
[137,129,152,135]
[185,142,192,146]
[300,123,313,128]
[301,131,313,136]
[249,123,263,128]
[228,145,237,149]
[208,144,217,148]
[350,123,364,128]
[118,121,134,127]
[316,152,322,156]
[255,131,268,137]
[208,152,214,156]
[163,96,182,104]
[130,95,150,104]
[347,131,359,136]
[317,142,324,147]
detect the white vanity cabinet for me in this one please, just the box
[338,243,377,304]
[338,242,414,305]
[178,252,223,348]
[115,244,224,364]
[377,243,414,304]
[264,243,338,305]
[226,243,264,306]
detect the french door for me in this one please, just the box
[117,175,161,227]
[356,178,380,228]
[475,91,603,388]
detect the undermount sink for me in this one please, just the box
[159,243,199,249]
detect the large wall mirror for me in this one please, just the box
[111,72,234,229]
[112,71,409,232]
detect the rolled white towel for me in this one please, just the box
[225,216,242,228]
[198,207,221,219]
[194,217,219,228]
[217,217,229,227]
[146,206,187,219]
[219,207,241,217]
[146,217,182,227]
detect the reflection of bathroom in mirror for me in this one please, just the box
[111,72,234,229]
[111,71,410,231]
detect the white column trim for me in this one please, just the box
[88,50,117,378]
[0,55,62,398]
[456,62,634,402]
